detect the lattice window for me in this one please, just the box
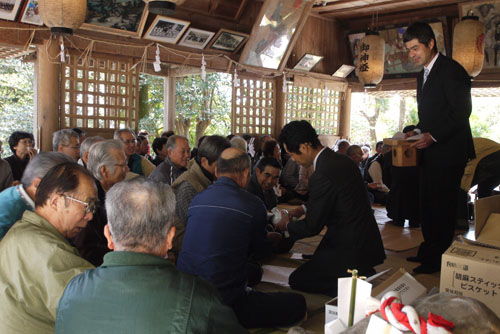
[232,76,275,135]
[61,52,139,134]
[284,83,341,135]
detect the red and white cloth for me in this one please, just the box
[375,291,454,334]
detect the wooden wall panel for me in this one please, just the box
[286,16,349,75]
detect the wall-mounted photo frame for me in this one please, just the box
[178,27,215,49]
[239,0,313,71]
[459,0,500,71]
[82,0,148,37]
[20,0,43,26]
[208,29,249,54]
[144,15,190,44]
[293,53,323,71]
[347,18,447,77]
[0,0,23,21]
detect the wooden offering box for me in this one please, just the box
[383,138,417,167]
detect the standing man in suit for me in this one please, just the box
[403,22,475,274]
[276,120,385,297]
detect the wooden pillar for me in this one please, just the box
[274,75,285,138]
[35,38,60,152]
[164,74,176,132]
[339,86,352,140]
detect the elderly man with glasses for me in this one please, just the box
[73,139,129,266]
[0,162,96,334]
[114,128,155,177]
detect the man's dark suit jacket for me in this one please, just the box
[416,53,475,166]
[287,148,385,270]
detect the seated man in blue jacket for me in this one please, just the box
[177,148,306,329]
[55,177,245,334]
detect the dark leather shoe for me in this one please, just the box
[412,263,440,274]
[406,256,422,263]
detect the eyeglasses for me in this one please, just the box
[63,195,96,214]
[122,139,137,145]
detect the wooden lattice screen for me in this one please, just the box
[284,83,341,135]
[232,75,275,136]
[61,51,139,137]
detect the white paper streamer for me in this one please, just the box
[233,64,240,88]
[201,54,207,81]
[282,73,287,93]
[153,44,161,72]
[59,36,66,63]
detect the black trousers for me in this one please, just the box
[231,290,306,328]
[288,251,376,297]
[418,163,465,267]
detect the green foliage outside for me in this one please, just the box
[0,59,34,158]
[175,72,232,147]
[350,92,500,149]
[137,72,232,148]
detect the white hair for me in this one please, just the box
[87,140,124,181]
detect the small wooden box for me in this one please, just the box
[383,138,417,167]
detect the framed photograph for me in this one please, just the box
[347,19,447,77]
[208,29,249,53]
[82,0,148,37]
[0,0,22,21]
[293,54,323,71]
[144,15,190,44]
[239,0,313,71]
[20,0,43,26]
[459,0,500,71]
[178,27,215,49]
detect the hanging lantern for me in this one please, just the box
[143,0,185,15]
[453,12,485,78]
[356,31,385,88]
[39,0,87,35]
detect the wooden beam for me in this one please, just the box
[234,0,249,21]
[338,87,352,138]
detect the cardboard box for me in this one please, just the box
[383,138,417,167]
[371,268,427,304]
[440,241,500,316]
[440,195,500,317]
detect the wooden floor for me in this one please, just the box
[252,204,472,333]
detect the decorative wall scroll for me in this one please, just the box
[240,0,313,71]
[144,15,190,44]
[83,0,148,37]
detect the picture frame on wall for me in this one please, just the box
[208,29,249,54]
[20,0,43,26]
[293,54,323,72]
[178,27,215,49]
[239,0,313,71]
[82,0,148,37]
[0,0,23,21]
[459,0,500,71]
[144,15,190,44]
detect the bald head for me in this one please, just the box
[217,148,251,187]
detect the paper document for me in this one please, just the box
[391,132,423,141]
[290,253,303,260]
[261,265,295,287]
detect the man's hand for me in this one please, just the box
[367,182,380,190]
[275,210,290,232]
[410,132,434,149]
[27,147,37,160]
[404,130,417,138]
[288,206,305,219]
